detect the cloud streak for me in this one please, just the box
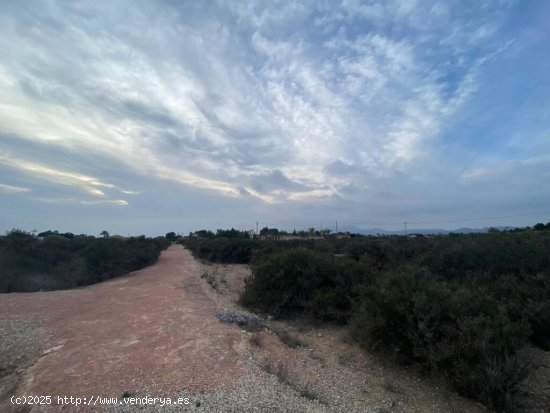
[0,152,132,203]
[0,182,30,194]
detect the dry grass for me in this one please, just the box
[201,270,218,290]
[201,264,226,290]
[271,326,305,348]
[261,360,323,403]
[308,352,325,363]
[262,360,291,384]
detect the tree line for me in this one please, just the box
[0,229,171,293]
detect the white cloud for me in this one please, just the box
[0,182,30,193]
[31,197,128,206]
[0,1,504,202]
[0,153,113,196]
[80,199,128,206]
[0,0,546,232]
[461,167,490,181]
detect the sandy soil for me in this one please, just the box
[1,246,547,412]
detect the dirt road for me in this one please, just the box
[1,246,248,410]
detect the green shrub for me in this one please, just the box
[190,228,550,410]
[240,249,325,316]
[525,298,550,350]
[240,249,367,319]
[309,287,350,322]
[0,230,171,293]
[183,238,260,263]
[350,269,532,411]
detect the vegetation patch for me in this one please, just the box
[262,360,291,384]
[188,227,550,412]
[249,332,262,347]
[0,230,171,293]
[271,327,305,349]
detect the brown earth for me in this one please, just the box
[1,246,249,411]
[2,246,546,412]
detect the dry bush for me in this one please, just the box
[245,316,264,332]
[249,332,262,347]
[308,352,325,363]
[263,360,290,384]
[272,326,305,348]
[201,266,222,290]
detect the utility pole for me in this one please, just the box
[335,220,338,234]
[256,221,259,235]
[404,220,408,236]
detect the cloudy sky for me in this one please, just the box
[1,0,549,235]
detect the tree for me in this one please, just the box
[38,230,58,237]
[260,227,279,237]
[165,231,177,242]
[216,228,244,238]
[193,229,215,239]
[100,230,110,239]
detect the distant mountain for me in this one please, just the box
[338,225,515,236]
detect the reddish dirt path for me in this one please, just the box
[1,246,247,405]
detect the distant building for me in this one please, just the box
[110,235,127,240]
[335,233,351,239]
[278,235,304,241]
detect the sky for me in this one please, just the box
[1,0,549,236]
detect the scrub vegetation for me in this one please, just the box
[183,225,550,412]
[0,229,171,293]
